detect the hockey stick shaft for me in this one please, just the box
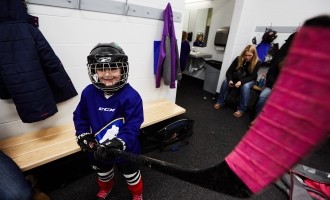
[108,149,251,198]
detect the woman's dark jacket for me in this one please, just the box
[265,64,280,89]
[265,33,296,89]
[0,0,77,123]
[226,57,260,85]
[180,40,190,71]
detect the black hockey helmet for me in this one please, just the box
[87,42,129,94]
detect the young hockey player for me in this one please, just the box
[73,42,143,200]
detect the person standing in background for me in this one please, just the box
[180,31,191,72]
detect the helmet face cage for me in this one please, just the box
[88,60,129,94]
[87,43,129,94]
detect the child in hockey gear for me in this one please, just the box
[74,43,143,200]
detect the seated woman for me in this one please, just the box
[214,44,260,117]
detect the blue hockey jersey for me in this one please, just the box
[73,83,144,161]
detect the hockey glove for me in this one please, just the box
[94,138,125,161]
[76,132,97,152]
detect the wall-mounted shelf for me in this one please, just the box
[28,0,80,9]
[255,26,298,33]
[28,0,182,22]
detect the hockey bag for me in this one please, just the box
[139,115,194,154]
[275,164,330,200]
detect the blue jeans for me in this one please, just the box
[215,79,230,106]
[216,79,255,112]
[255,87,272,115]
[0,151,32,200]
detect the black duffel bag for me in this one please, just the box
[139,115,194,154]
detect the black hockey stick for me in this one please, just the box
[106,149,252,198]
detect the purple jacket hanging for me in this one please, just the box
[155,3,181,88]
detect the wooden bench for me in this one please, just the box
[0,99,186,172]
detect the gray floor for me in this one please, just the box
[30,74,330,200]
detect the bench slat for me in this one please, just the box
[0,99,185,171]
[3,129,75,159]
[142,100,186,128]
[10,139,79,171]
[0,123,74,149]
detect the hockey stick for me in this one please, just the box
[106,149,252,198]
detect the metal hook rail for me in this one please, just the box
[27,0,182,22]
[255,26,298,33]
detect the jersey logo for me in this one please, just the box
[99,125,119,143]
[95,118,125,143]
[99,107,115,112]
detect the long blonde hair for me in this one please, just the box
[236,44,259,73]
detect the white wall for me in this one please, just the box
[182,0,235,80]
[0,0,185,139]
[217,0,330,92]
[184,0,234,62]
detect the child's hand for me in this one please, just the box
[76,132,97,152]
[94,138,125,161]
[101,137,125,150]
[94,146,112,161]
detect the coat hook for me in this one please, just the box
[125,5,130,15]
[265,22,272,32]
[125,0,130,15]
[296,22,301,32]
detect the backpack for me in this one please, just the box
[139,115,194,153]
[275,164,330,200]
[256,28,279,65]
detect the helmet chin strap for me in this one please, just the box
[93,74,99,82]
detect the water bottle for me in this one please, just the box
[258,75,266,88]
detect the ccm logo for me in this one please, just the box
[99,107,115,112]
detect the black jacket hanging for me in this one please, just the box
[0,0,78,123]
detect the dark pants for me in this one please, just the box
[0,151,32,200]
